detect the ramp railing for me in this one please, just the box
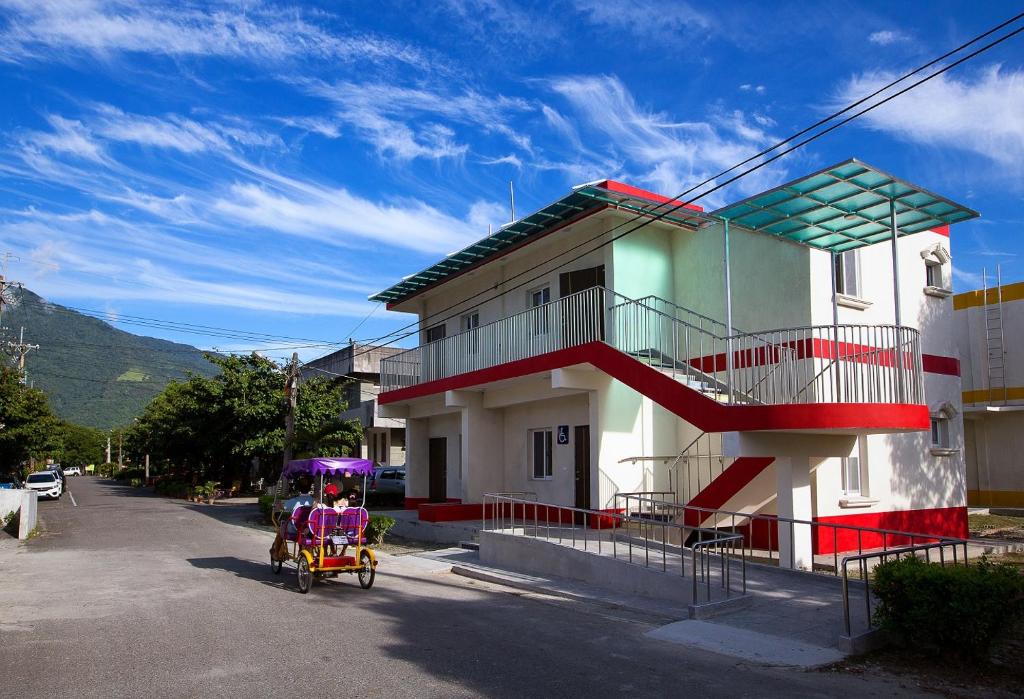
[483,492,746,603]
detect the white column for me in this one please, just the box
[404,417,429,500]
[451,392,505,502]
[775,455,814,570]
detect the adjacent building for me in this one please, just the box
[371,160,975,563]
[304,342,406,465]
[955,274,1024,506]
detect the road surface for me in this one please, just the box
[0,478,932,697]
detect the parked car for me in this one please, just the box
[63,466,82,476]
[45,464,66,485]
[368,466,405,505]
[25,471,62,500]
[0,473,21,489]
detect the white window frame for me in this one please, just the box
[929,402,958,456]
[460,310,480,353]
[930,416,950,449]
[528,428,553,480]
[529,286,551,336]
[841,438,867,497]
[920,244,953,297]
[834,249,862,299]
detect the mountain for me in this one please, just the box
[3,287,218,430]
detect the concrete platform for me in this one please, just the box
[384,508,482,545]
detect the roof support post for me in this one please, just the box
[723,218,735,404]
[830,250,842,402]
[889,198,904,403]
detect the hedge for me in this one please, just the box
[873,556,1024,658]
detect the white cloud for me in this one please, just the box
[480,154,523,169]
[739,83,766,94]
[22,114,105,162]
[833,65,1024,171]
[299,79,532,162]
[574,0,711,42]
[546,75,786,204]
[0,0,428,67]
[868,30,909,46]
[952,264,983,289]
[212,181,498,255]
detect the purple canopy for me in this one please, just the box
[281,457,375,479]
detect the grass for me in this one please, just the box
[116,368,149,382]
[969,513,1024,541]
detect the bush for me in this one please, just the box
[154,478,190,498]
[97,462,118,477]
[115,467,145,482]
[365,515,396,546]
[873,556,1024,658]
[129,478,143,488]
[258,495,276,524]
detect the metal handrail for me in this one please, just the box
[613,492,967,575]
[380,286,925,406]
[840,540,969,637]
[483,492,746,602]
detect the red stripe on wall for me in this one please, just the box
[922,354,960,376]
[930,224,950,238]
[813,506,968,554]
[380,342,930,432]
[596,180,704,212]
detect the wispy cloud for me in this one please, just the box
[546,74,786,203]
[952,264,983,289]
[573,0,711,43]
[832,65,1024,175]
[868,30,910,46]
[0,0,429,68]
[739,83,766,94]
[297,79,533,162]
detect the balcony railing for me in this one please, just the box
[380,286,924,406]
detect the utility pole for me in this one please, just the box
[7,326,39,384]
[117,431,123,470]
[106,434,112,464]
[282,352,300,468]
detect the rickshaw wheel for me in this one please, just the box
[358,551,375,590]
[296,557,313,594]
[271,557,282,574]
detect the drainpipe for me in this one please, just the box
[723,218,735,404]
[831,250,842,402]
[889,198,904,403]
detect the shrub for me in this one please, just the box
[258,495,276,524]
[97,462,118,477]
[115,467,145,482]
[873,555,1024,659]
[129,478,143,488]
[365,515,396,546]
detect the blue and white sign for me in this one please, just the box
[557,425,570,445]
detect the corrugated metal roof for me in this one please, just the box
[711,159,978,252]
[369,183,707,305]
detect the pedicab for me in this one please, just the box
[270,457,377,593]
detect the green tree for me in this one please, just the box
[55,421,106,467]
[0,367,62,474]
[126,353,360,485]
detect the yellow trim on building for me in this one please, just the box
[953,280,1024,310]
[962,387,1024,404]
[967,489,1024,507]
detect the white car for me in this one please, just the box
[25,471,63,500]
[63,466,82,476]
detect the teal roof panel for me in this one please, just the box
[711,159,978,252]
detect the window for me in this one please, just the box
[925,260,942,288]
[920,244,952,296]
[461,311,480,353]
[529,429,553,479]
[930,416,950,449]
[834,250,860,297]
[842,456,861,496]
[529,286,551,335]
[425,323,446,343]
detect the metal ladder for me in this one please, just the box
[983,266,1007,404]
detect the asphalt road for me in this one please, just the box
[0,478,933,698]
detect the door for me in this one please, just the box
[424,323,447,381]
[428,437,447,503]
[574,425,591,512]
[559,266,605,345]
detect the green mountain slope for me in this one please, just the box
[4,288,217,429]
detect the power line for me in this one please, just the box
[344,14,1024,362]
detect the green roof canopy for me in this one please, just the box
[370,183,706,305]
[711,159,978,253]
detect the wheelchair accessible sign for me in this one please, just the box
[557,425,569,445]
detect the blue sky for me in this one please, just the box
[0,1,1021,362]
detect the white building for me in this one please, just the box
[304,342,406,465]
[955,276,1024,506]
[371,160,975,564]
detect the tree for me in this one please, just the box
[55,421,106,467]
[126,353,360,485]
[0,367,62,474]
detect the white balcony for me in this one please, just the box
[380,287,924,407]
